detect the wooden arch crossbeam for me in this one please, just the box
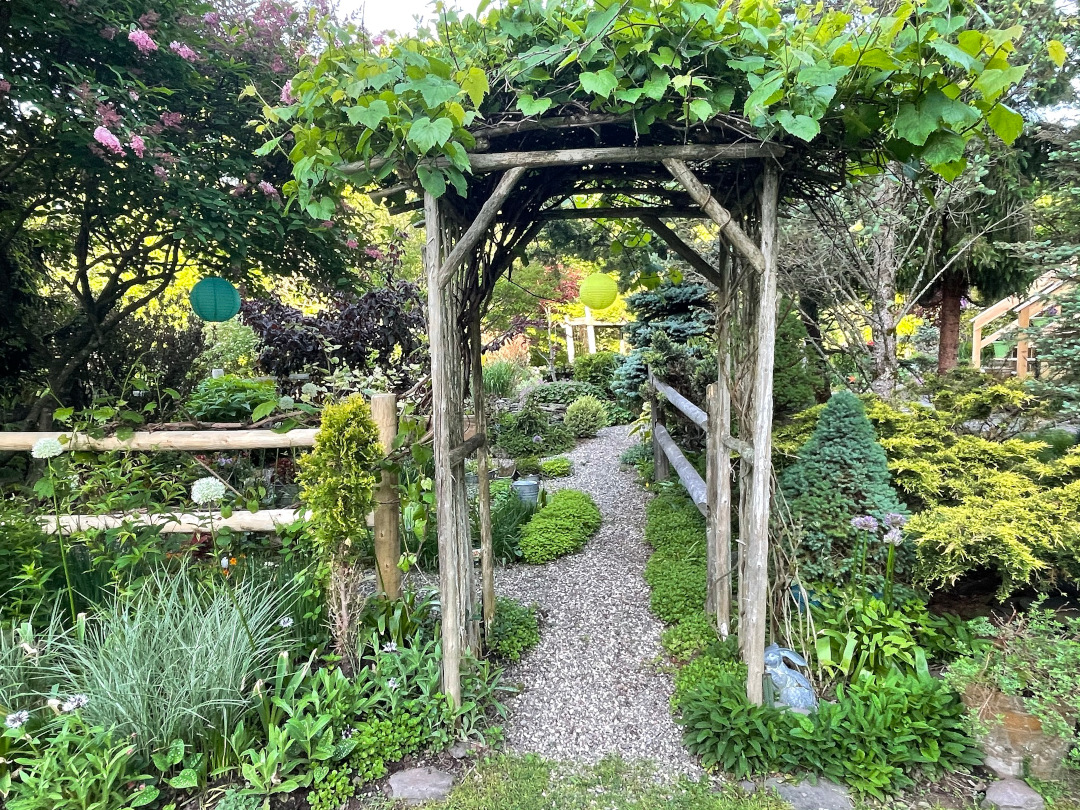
[396,137,783,708]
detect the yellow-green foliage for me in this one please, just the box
[297,394,382,558]
[644,494,707,624]
[519,489,601,563]
[775,395,1080,595]
[564,395,609,438]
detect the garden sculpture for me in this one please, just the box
[764,643,818,711]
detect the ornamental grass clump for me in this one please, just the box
[519,489,601,563]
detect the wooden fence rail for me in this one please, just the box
[39,508,307,535]
[0,429,318,452]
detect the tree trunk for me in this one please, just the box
[937,269,964,374]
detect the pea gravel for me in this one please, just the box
[494,424,701,776]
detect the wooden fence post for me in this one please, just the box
[648,368,669,482]
[470,317,496,642]
[706,382,732,638]
[742,163,780,705]
[585,307,597,354]
[371,393,402,600]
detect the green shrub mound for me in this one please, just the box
[527,381,606,407]
[490,597,541,661]
[185,375,277,422]
[643,493,708,624]
[661,613,717,663]
[540,457,573,477]
[493,404,574,457]
[572,351,622,395]
[677,664,981,798]
[564,395,609,438]
[519,489,602,564]
[779,391,907,582]
[645,557,707,624]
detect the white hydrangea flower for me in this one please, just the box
[300,382,318,400]
[278,395,295,409]
[61,694,89,712]
[191,476,227,505]
[31,437,63,459]
[5,710,29,729]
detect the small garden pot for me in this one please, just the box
[962,684,1073,780]
[511,477,540,504]
[992,342,1012,359]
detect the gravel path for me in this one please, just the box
[495,424,700,776]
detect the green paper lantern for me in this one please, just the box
[189,277,241,322]
[578,273,617,311]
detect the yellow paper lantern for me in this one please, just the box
[578,273,617,311]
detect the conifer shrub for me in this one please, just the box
[563,395,608,438]
[779,391,906,582]
[519,489,601,563]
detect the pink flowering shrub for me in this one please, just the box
[128,29,157,53]
[169,41,198,61]
[129,135,146,157]
[92,126,124,155]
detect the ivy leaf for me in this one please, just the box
[517,94,553,116]
[417,165,447,197]
[1048,40,1067,69]
[407,116,455,152]
[579,69,619,98]
[460,67,489,106]
[776,110,820,142]
[986,104,1024,145]
[347,100,390,130]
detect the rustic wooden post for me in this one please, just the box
[742,163,780,705]
[648,368,669,482]
[707,251,734,638]
[371,393,402,599]
[1016,305,1032,379]
[585,307,597,354]
[470,316,496,641]
[706,383,720,618]
[564,321,576,363]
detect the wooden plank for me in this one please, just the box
[652,376,708,430]
[40,508,305,535]
[648,369,670,483]
[0,429,317,453]
[436,167,526,288]
[449,434,486,465]
[525,206,708,221]
[742,163,780,706]
[653,424,707,515]
[470,317,496,643]
[372,394,402,599]
[663,158,766,274]
[340,142,784,177]
[640,215,725,289]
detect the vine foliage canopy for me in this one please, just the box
[271,0,1028,216]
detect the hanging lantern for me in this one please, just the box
[578,273,617,311]
[189,277,241,322]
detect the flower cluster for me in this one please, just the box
[62,694,89,712]
[191,476,227,505]
[169,41,199,61]
[31,436,63,459]
[850,515,878,532]
[4,710,29,730]
[128,29,158,53]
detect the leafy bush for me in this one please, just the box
[184,376,278,422]
[492,405,574,457]
[483,360,526,398]
[539,457,572,477]
[490,597,541,662]
[297,393,382,561]
[572,351,622,395]
[519,489,602,564]
[190,318,261,380]
[678,664,980,797]
[645,556,707,624]
[661,613,717,663]
[526,381,606,407]
[779,392,907,583]
[480,483,539,563]
[564,395,608,438]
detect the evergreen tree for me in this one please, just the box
[779,391,905,581]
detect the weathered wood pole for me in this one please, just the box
[648,368,670,482]
[470,316,496,641]
[743,163,781,705]
[712,257,734,638]
[564,321,576,363]
[585,307,597,353]
[371,393,402,599]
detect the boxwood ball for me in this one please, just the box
[189,277,241,322]
[578,273,617,311]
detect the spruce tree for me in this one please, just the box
[779,391,905,581]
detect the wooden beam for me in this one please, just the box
[371,394,402,599]
[470,112,631,139]
[520,206,708,222]
[0,429,317,453]
[653,424,707,516]
[340,142,783,177]
[40,508,305,535]
[449,433,486,465]
[663,158,766,274]
[742,162,781,706]
[436,167,527,289]
[641,215,724,289]
[651,375,708,431]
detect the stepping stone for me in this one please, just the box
[764,777,853,810]
[388,767,455,805]
[982,779,1045,810]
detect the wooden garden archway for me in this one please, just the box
[347,133,788,707]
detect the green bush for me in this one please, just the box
[540,457,573,477]
[190,318,261,380]
[493,405,574,457]
[564,395,608,438]
[645,555,706,623]
[678,664,980,798]
[779,392,907,582]
[297,394,382,562]
[526,381,606,407]
[572,351,622,395]
[483,360,526,398]
[519,489,602,564]
[184,375,277,422]
[483,483,539,563]
[661,613,716,663]
[490,597,541,662]
[604,401,636,425]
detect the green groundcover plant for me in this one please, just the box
[489,597,541,662]
[519,489,601,563]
